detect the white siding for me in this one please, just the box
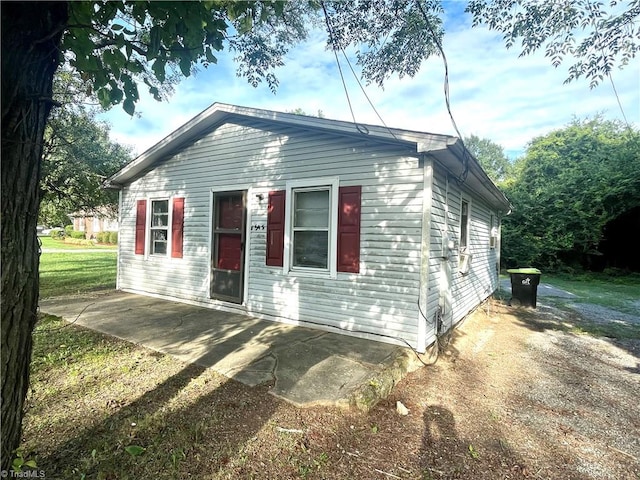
[118,119,424,348]
[427,166,499,334]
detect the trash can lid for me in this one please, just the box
[507,268,542,274]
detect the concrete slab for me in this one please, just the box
[39,291,420,410]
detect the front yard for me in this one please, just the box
[25,255,640,479]
[39,250,116,298]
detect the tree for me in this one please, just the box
[40,73,132,227]
[3,0,638,469]
[466,0,640,87]
[1,1,445,470]
[287,108,326,117]
[501,117,640,270]
[463,134,510,184]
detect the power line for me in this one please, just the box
[608,72,631,129]
[320,2,358,127]
[320,2,397,139]
[415,0,470,184]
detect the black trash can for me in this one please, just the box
[507,268,542,308]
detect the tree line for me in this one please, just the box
[467,118,640,273]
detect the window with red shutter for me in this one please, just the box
[171,197,184,258]
[135,199,147,255]
[337,186,361,273]
[266,190,285,266]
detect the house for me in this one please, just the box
[69,207,119,239]
[106,103,511,353]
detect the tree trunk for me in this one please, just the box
[1,2,68,471]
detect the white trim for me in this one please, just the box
[284,177,339,279]
[147,197,172,258]
[209,185,252,305]
[417,156,434,353]
[459,196,471,252]
[116,190,123,290]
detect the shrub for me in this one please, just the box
[49,228,64,239]
[70,230,86,239]
[108,231,118,244]
[63,237,95,246]
[64,225,74,236]
[96,232,106,244]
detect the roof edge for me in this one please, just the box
[106,102,458,187]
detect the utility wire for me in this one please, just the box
[321,1,399,138]
[608,70,631,129]
[339,48,399,141]
[320,2,358,128]
[415,0,470,184]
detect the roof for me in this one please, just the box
[106,102,511,212]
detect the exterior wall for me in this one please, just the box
[428,165,500,333]
[118,119,425,348]
[72,215,118,239]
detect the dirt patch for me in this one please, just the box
[24,301,640,479]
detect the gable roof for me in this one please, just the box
[106,102,511,212]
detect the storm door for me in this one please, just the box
[211,191,247,303]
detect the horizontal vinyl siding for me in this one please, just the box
[446,181,499,327]
[425,167,500,339]
[119,119,424,348]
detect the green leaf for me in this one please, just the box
[109,86,123,104]
[152,58,166,83]
[23,460,37,468]
[123,98,135,116]
[179,54,192,77]
[97,88,110,108]
[148,25,161,59]
[125,445,146,457]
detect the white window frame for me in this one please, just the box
[459,197,471,253]
[489,214,498,249]
[147,197,172,258]
[283,177,339,279]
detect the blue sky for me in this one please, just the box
[98,5,640,160]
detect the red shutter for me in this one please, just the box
[266,190,285,266]
[135,199,147,255]
[171,197,184,258]
[337,186,361,273]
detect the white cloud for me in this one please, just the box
[99,11,639,160]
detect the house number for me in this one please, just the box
[521,278,531,285]
[251,223,266,231]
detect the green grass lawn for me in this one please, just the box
[39,236,117,250]
[542,273,640,315]
[39,251,117,298]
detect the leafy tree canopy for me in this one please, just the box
[463,134,511,184]
[466,0,640,87]
[39,71,132,227]
[501,117,640,269]
[60,1,444,116]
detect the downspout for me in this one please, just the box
[439,175,453,334]
[417,154,434,353]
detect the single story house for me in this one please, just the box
[106,103,511,353]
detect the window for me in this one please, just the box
[489,214,497,249]
[135,197,184,257]
[266,180,361,275]
[292,188,330,269]
[460,199,469,250]
[150,199,169,255]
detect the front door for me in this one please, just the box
[211,191,246,303]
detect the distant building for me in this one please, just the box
[69,207,118,239]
